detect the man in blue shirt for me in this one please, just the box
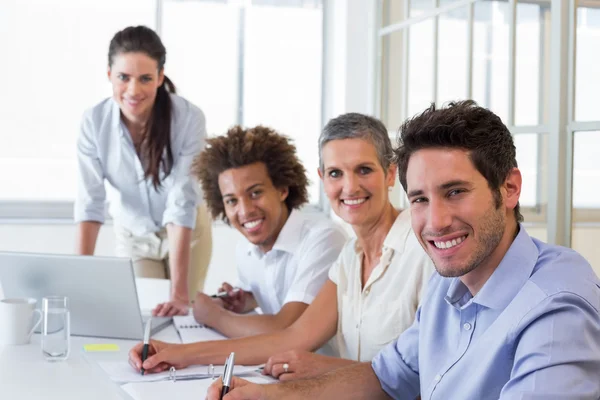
[206,101,600,400]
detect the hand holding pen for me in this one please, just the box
[140,318,152,375]
[220,352,235,399]
[214,282,246,313]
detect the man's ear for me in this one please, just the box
[503,167,522,213]
[317,168,324,181]
[279,186,290,202]
[107,67,112,81]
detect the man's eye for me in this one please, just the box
[329,170,341,178]
[411,197,427,204]
[448,189,465,197]
[250,191,262,198]
[141,76,152,83]
[225,199,237,205]
[359,167,372,175]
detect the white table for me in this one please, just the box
[0,323,181,400]
[0,278,178,399]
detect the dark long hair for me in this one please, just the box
[108,25,175,189]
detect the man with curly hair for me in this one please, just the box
[184,125,347,338]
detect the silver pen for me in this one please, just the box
[220,352,235,399]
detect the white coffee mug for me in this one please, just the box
[0,298,42,345]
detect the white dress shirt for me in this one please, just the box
[75,95,206,236]
[329,209,435,362]
[236,210,348,315]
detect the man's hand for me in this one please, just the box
[264,350,346,381]
[128,339,193,374]
[192,292,224,324]
[205,376,271,400]
[218,282,249,313]
[152,297,189,317]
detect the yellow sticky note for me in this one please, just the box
[83,344,120,352]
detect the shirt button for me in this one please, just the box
[364,288,370,295]
[434,374,441,381]
[463,322,472,331]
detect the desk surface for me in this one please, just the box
[0,324,180,400]
[0,278,178,400]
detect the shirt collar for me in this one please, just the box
[111,98,125,138]
[445,224,539,310]
[247,209,302,258]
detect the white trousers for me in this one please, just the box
[114,204,213,297]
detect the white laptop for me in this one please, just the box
[0,252,171,340]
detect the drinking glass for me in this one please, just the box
[41,296,70,361]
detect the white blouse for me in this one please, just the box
[329,209,435,362]
[75,94,205,236]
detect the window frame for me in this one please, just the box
[376,0,600,248]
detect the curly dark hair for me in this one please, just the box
[394,100,523,223]
[191,125,309,223]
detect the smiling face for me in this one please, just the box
[108,51,164,124]
[319,138,396,227]
[218,162,290,253]
[406,148,521,291]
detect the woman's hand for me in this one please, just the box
[128,340,194,374]
[152,297,190,317]
[264,350,344,381]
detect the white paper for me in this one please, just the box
[121,375,275,400]
[98,360,261,384]
[172,315,228,344]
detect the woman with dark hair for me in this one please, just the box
[74,26,212,317]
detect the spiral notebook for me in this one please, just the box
[172,314,228,343]
[98,360,261,384]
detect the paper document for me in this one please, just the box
[98,360,261,383]
[121,375,275,400]
[172,314,228,343]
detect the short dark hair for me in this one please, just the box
[394,100,523,222]
[191,125,309,223]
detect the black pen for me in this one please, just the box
[140,318,152,376]
[220,352,235,399]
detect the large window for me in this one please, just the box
[377,0,600,270]
[0,0,324,218]
[0,0,155,204]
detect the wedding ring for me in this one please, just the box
[283,363,289,373]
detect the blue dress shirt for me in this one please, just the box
[372,226,600,400]
[75,95,206,236]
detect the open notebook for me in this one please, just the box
[99,360,262,384]
[172,314,228,343]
